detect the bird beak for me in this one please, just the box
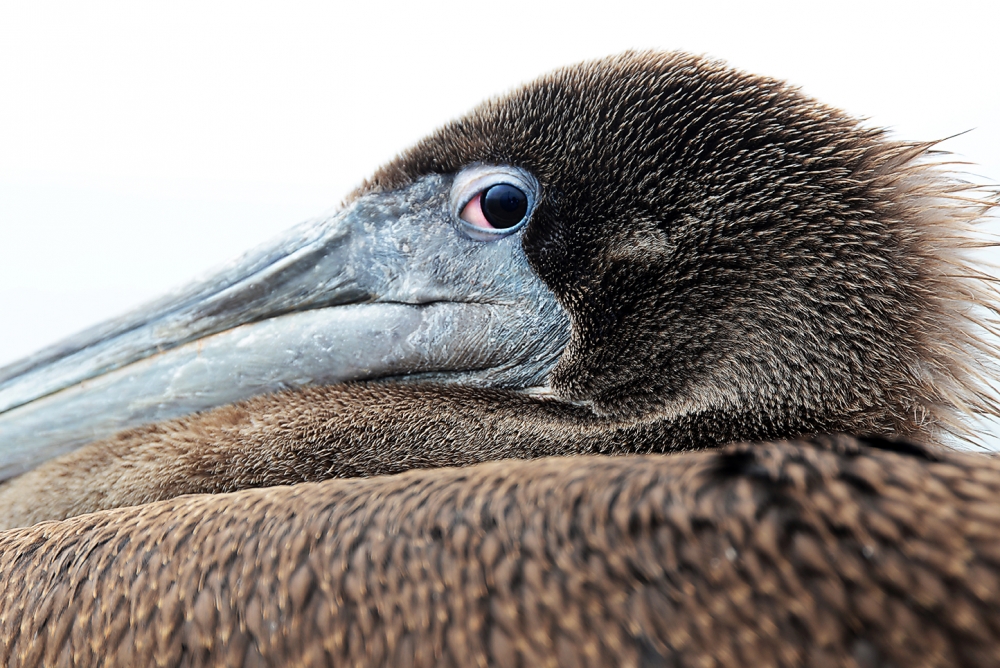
[0,174,570,480]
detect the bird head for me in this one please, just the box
[1,51,997,481]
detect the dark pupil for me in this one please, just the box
[482,184,528,229]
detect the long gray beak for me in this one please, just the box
[0,174,570,480]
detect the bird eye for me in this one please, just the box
[461,184,529,231]
[484,185,529,229]
[451,165,539,241]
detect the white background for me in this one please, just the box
[1,0,998,368]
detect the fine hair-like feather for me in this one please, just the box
[1,51,999,528]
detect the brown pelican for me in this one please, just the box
[1,51,999,665]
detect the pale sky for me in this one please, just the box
[1,0,998,368]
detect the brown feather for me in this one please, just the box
[3,437,1000,667]
[2,51,1000,663]
[2,51,998,529]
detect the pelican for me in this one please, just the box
[1,51,1000,666]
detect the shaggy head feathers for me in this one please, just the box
[362,51,1000,446]
[2,51,999,529]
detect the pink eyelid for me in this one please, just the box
[459,193,495,230]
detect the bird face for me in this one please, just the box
[0,51,996,484]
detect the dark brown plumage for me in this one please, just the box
[1,51,999,665]
[1,51,997,528]
[4,437,1000,667]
